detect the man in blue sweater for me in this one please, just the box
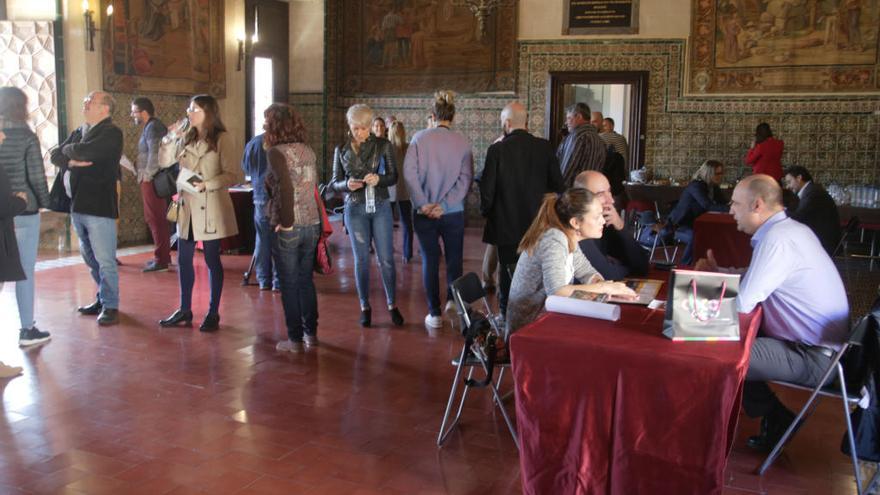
[241,133,278,290]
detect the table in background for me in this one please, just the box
[510,303,762,495]
[623,182,684,213]
[839,205,880,230]
[223,186,255,254]
[692,212,752,268]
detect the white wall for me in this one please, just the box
[6,0,55,20]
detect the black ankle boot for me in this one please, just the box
[746,406,797,451]
[360,308,371,328]
[199,313,220,332]
[389,307,404,326]
[159,309,193,327]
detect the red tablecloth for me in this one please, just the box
[692,213,752,268]
[510,304,762,495]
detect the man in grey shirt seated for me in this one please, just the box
[573,171,649,280]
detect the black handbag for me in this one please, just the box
[47,172,70,213]
[152,163,179,199]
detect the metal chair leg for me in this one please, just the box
[757,358,844,475]
[839,364,864,495]
[438,346,470,447]
[864,463,880,494]
[488,380,519,450]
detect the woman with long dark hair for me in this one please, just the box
[262,103,322,352]
[745,122,784,181]
[507,189,636,335]
[0,87,51,346]
[158,95,241,331]
[329,104,404,328]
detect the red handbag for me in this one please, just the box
[313,185,334,275]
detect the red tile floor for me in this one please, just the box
[0,224,874,494]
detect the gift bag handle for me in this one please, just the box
[690,279,727,322]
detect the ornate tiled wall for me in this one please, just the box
[518,40,880,185]
[289,91,326,180]
[107,92,190,246]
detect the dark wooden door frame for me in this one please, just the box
[546,71,649,170]
[244,0,289,140]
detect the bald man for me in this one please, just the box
[480,101,564,315]
[696,174,849,452]
[51,91,124,326]
[573,171,648,280]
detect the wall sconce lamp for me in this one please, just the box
[449,0,512,41]
[236,32,245,71]
[82,1,113,52]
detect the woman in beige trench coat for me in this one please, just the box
[158,95,241,331]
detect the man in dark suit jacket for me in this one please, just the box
[51,91,124,325]
[480,101,565,315]
[574,171,649,280]
[783,166,841,256]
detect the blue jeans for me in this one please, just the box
[272,224,320,341]
[397,200,414,260]
[253,207,279,288]
[343,199,396,309]
[71,212,119,309]
[413,211,464,316]
[13,214,40,329]
[674,226,694,265]
[177,237,223,314]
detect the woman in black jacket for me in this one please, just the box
[329,104,404,328]
[666,160,729,264]
[0,159,27,378]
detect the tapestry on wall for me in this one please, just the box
[689,0,878,93]
[100,0,226,97]
[335,0,517,94]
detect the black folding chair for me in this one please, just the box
[437,273,518,449]
[756,307,880,495]
[834,216,861,258]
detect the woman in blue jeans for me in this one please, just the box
[403,90,473,329]
[389,121,414,263]
[329,104,404,328]
[0,87,51,347]
[261,103,322,352]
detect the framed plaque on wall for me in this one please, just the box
[563,0,639,35]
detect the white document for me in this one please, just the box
[176,167,204,194]
[545,295,621,322]
[119,154,135,174]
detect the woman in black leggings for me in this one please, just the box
[157,95,241,331]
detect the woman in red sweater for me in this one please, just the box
[744,122,784,181]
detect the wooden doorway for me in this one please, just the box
[245,0,289,140]
[546,71,648,170]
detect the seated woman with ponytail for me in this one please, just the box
[506,189,637,336]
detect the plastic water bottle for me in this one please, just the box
[162,117,190,145]
[365,184,376,213]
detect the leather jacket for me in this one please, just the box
[329,135,397,204]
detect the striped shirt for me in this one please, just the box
[600,131,629,167]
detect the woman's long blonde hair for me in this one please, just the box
[389,121,407,153]
[518,189,598,255]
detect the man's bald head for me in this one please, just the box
[500,101,527,132]
[590,111,604,130]
[739,174,783,208]
[729,174,784,235]
[574,170,613,207]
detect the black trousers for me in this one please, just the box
[497,244,519,316]
[742,336,833,418]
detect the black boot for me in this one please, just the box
[78,300,103,315]
[389,307,404,326]
[746,406,797,452]
[159,309,193,327]
[199,313,220,332]
[360,308,371,328]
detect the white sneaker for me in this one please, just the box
[275,339,304,353]
[424,314,443,329]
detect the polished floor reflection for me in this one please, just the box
[0,224,876,494]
